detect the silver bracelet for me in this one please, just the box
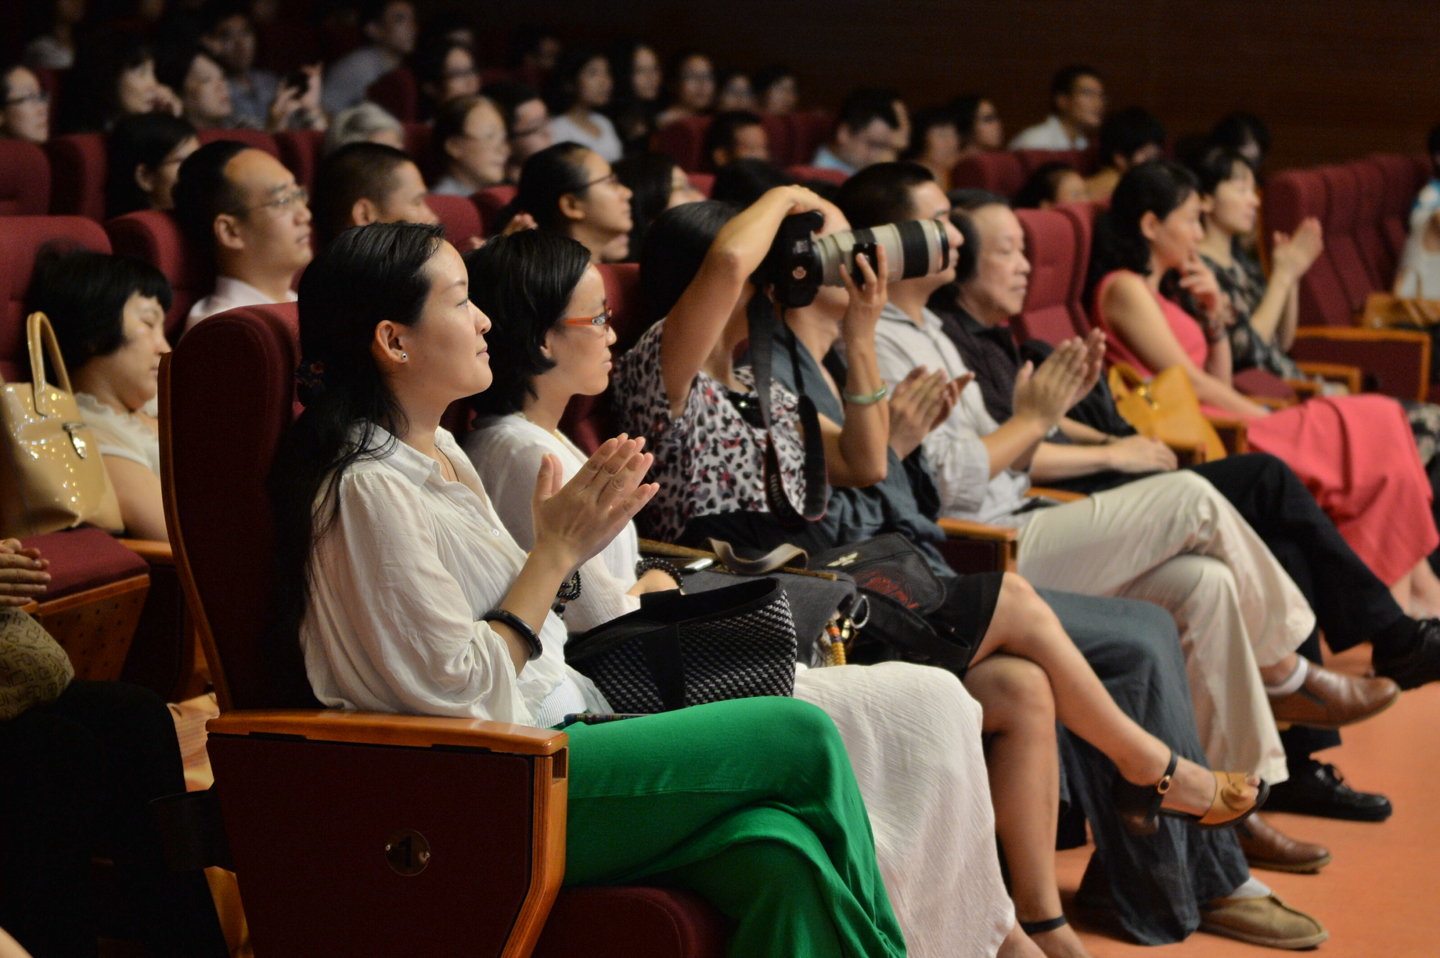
[842,383,889,406]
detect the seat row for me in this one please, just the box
[951,147,1101,196]
[650,110,836,171]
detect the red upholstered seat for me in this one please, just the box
[1320,164,1381,306]
[0,140,51,215]
[46,133,108,220]
[0,215,110,380]
[788,165,847,186]
[560,263,644,454]
[196,128,281,160]
[1013,208,1085,346]
[952,152,1026,198]
[1369,153,1429,261]
[1265,169,1352,326]
[654,116,712,172]
[1015,148,1098,178]
[761,114,794,166]
[426,193,482,248]
[687,172,715,197]
[1055,201,1100,334]
[1351,160,1396,288]
[105,210,214,338]
[403,122,433,168]
[19,526,148,601]
[473,184,517,236]
[533,888,723,958]
[276,129,326,192]
[784,111,834,168]
[366,66,419,123]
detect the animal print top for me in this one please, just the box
[611,321,810,544]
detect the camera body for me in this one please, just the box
[761,211,952,308]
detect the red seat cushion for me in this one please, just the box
[533,887,724,958]
[687,173,714,198]
[1014,208,1083,346]
[1055,201,1100,334]
[367,67,419,123]
[19,527,148,601]
[761,114,793,166]
[105,210,213,338]
[196,128,280,160]
[654,116,712,173]
[1351,160,1395,288]
[1320,164,1380,308]
[952,152,1026,198]
[276,129,326,193]
[46,133,108,220]
[787,165,846,187]
[1266,170,1351,326]
[473,185,517,236]
[1369,154,1423,262]
[1015,148,1098,178]
[0,215,111,381]
[785,111,834,168]
[426,194,482,248]
[0,140,51,216]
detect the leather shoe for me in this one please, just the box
[1201,893,1328,949]
[1236,814,1331,873]
[1375,617,1440,690]
[1264,761,1392,822]
[1269,664,1399,730]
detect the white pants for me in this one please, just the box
[1014,470,1314,785]
[794,661,1013,958]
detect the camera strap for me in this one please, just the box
[747,296,829,528]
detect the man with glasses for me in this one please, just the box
[812,88,903,177]
[0,64,49,145]
[200,3,324,132]
[1009,64,1106,151]
[483,79,554,184]
[173,141,313,331]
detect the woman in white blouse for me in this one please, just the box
[267,220,911,958]
[31,251,173,540]
[544,48,624,164]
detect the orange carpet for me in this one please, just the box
[1061,648,1440,956]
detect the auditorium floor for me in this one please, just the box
[1060,647,1439,957]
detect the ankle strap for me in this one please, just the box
[1019,915,1069,935]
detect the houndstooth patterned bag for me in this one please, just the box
[566,577,797,713]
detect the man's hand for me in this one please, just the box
[1104,434,1178,474]
[1013,339,1086,430]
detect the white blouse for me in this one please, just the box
[547,112,625,164]
[76,393,162,475]
[300,424,607,728]
[463,414,642,633]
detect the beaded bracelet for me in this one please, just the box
[635,557,685,590]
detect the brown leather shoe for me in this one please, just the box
[1236,814,1332,873]
[1270,664,1400,730]
[1201,892,1328,949]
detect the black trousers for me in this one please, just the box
[0,681,228,958]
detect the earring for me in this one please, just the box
[400,352,408,360]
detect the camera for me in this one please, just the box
[760,211,953,308]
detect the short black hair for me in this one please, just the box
[154,44,217,97]
[946,190,1009,284]
[358,0,410,30]
[901,106,959,162]
[753,65,795,101]
[544,46,607,116]
[27,248,173,370]
[509,25,561,69]
[312,142,416,248]
[835,161,935,229]
[1098,107,1166,168]
[172,139,252,255]
[834,88,900,137]
[198,0,252,37]
[431,93,494,172]
[613,152,680,264]
[1051,64,1102,102]
[1186,145,1253,197]
[515,141,593,232]
[106,112,198,219]
[711,159,795,207]
[483,78,542,139]
[1209,112,1271,164]
[1012,161,1081,209]
[703,110,764,167]
[410,34,473,114]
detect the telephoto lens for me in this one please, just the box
[765,211,952,308]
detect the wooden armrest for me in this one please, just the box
[1206,416,1249,455]
[1293,361,1363,394]
[936,518,1018,573]
[1285,377,1321,399]
[1290,327,1431,401]
[208,709,568,755]
[119,538,174,565]
[1252,395,1294,410]
[937,517,1020,543]
[1027,486,1087,502]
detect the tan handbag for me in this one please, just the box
[1360,290,1440,329]
[0,312,124,538]
[1108,362,1227,462]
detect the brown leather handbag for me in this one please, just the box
[1359,290,1440,330]
[1108,362,1227,462]
[0,312,124,537]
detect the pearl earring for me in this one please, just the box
[400,352,408,360]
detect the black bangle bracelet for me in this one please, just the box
[482,608,543,660]
[635,557,684,588]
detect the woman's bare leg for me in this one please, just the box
[1406,558,1440,615]
[966,654,1094,958]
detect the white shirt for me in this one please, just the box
[429,175,477,197]
[76,393,161,475]
[1008,115,1088,151]
[186,276,298,332]
[547,112,624,164]
[1396,180,1440,299]
[810,144,856,176]
[872,302,1032,525]
[464,414,643,633]
[300,424,607,728]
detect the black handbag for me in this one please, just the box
[566,577,798,713]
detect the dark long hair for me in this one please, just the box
[639,200,740,322]
[267,222,447,655]
[515,141,593,232]
[1084,159,1198,303]
[464,230,592,417]
[613,152,679,263]
[105,112,197,218]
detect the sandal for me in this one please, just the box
[1113,752,1268,836]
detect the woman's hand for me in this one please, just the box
[1178,253,1226,322]
[0,538,49,607]
[1272,217,1324,278]
[531,436,658,572]
[887,366,969,458]
[266,81,303,131]
[626,568,681,596]
[151,83,183,117]
[837,243,888,343]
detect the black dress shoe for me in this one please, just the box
[1263,761,1392,822]
[1374,617,1440,690]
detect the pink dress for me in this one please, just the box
[1093,270,1438,586]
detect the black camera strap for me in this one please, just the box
[747,296,828,528]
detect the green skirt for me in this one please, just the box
[562,696,906,958]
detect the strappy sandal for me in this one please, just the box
[1113,752,1268,836]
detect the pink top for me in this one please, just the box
[1090,269,1210,379]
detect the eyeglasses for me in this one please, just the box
[512,120,548,139]
[245,184,308,214]
[562,307,612,329]
[581,171,620,190]
[5,91,49,107]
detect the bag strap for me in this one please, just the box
[748,297,828,527]
[707,538,809,574]
[27,312,74,416]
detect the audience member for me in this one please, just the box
[485,78,553,182]
[173,140,312,329]
[29,251,172,539]
[155,45,233,131]
[888,92,913,155]
[322,102,404,156]
[655,50,714,127]
[1009,64,1105,150]
[430,93,509,196]
[312,141,438,247]
[702,109,768,170]
[754,64,799,114]
[710,156,795,206]
[516,141,632,263]
[1087,106,1166,201]
[1013,161,1089,209]
[21,0,83,70]
[951,94,1005,159]
[411,34,480,120]
[714,68,756,112]
[545,47,623,164]
[1395,123,1440,299]
[812,88,901,175]
[0,64,50,144]
[61,34,181,133]
[902,106,962,190]
[613,152,703,261]
[200,2,323,132]
[509,24,562,89]
[321,0,417,114]
[604,38,663,155]
[1210,111,1272,171]
[106,112,199,218]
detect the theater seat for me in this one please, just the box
[47,133,108,220]
[1369,153,1428,262]
[1319,164,1381,307]
[426,193,482,248]
[761,114,794,167]
[1013,208,1085,345]
[404,122,433,172]
[952,152,1026,198]
[0,140,51,215]
[473,184,517,236]
[105,210,214,338]
[1014,148,1098,178]
[1350,159,1395,287]
[784,111,834,169]
[366,66,419,123]
[655,116,712,172]
[788,165,847,187]
[165,303,725,958]
[196,128,281,160]
[688,172,714,197]
[276,129,326,192]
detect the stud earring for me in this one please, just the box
[400,352,408,360]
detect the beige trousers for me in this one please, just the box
[1014,470,1315,784]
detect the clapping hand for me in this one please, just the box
[888,366,971,457]
[0,538,49,607]
[531,436,658,571]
